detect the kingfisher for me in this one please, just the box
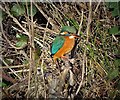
[51,26,80,62]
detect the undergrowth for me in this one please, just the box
[0,1,120,99]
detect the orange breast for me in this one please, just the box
[53,36,75,61]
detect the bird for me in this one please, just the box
[51,26,80,62]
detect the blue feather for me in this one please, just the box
[51,36,65,55]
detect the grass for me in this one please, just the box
[0,1,120,99]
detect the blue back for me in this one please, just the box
[51,36,65,55]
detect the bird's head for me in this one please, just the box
[60,26,80,38]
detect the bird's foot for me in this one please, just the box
[61,56,68,60]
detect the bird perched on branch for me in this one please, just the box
[51,26,80,62]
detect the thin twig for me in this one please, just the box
[0,5,30,37]
[75,48,86,95]
[2,71,17,84]
[8,67,41,74]
[34,3,59,32]
[22,21,59,34]
[1,23,26,49]
[1,64,28,69]
[2,30,26,50]
[27,1,35,97]
[39,17,50,98]
[76,1,92,95]
[77,10,84,35]
[86,1,92,42]
[94,0,102,14]
[7,77,28,91]
[1,58,21,80]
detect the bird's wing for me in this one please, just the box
[51,36,65,55]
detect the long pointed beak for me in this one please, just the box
[73,34,80,38]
